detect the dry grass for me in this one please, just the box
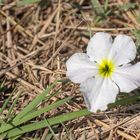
[0,0,140,139]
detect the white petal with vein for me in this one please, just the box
[80,77,119,112]
[87,32,112,63]
[112,62,140,92]
[109,35,136,66]
[66,53,98,83]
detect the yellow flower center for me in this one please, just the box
[98,59,115,78]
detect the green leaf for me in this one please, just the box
[44,119,59,140]
[4,109,91,138]
[17,0,41,6]
[104,0,109,11]
[0,96,72,133]
[0,90,13,115]
[108,94,140,108]
[119,3,136,11]
[0,0,3,5]
[57,78,70,84]
[16,96,73,125]
[6,92,21,120]
[132,29,140,54]
[13,81,57,122]
[90,0,104,15]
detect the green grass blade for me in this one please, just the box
[13,81,57,121]
[0,91,13,115]
[0,119,6,124]
[17,0,41,6]
[16,96,72,125]
[6,92,21,120]
[119,3,136,11]
[42,133,53,140]
[44,119,59,140]
[0,96,72,133]
[0,0,3,5]
[44,89,60,103]
[4,109,91,138]
[132,29,140,54]
[57,78,70,84]
[90,0,104,15]
[108,94,140,108]
[104,0,109,11]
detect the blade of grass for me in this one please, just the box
[6,92,21,120]
[0,96,72,133]
[0,90,14,115]
[57,78,70,84]
[0,0,3,5]
[0,95,12,115]
[18,88,61,122]
[4,109,91,138]
[45,119,59,140]
[0,119,6,124]
[17,0,41,6]
[19,96,72,124]
[0,83,5,92]
[42,133,53,140]
[90,0,104,15]
[44,88,60,103]
[132,29,140,54]
[119,3,136,11]
[108,94,140,108]
[104,0,109,11]
[13,81,57,121]
[10,135,22,140]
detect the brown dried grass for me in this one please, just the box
[0,0,140,139]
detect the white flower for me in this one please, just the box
[66,32,140,112]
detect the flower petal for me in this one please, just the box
[87,32,112,63]
[80,77,119,112]
[112,62,140,93]
[66,53,98,83]
[109,35,136,66]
